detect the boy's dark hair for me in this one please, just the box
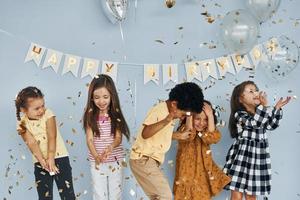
[15,86,44,121]
[169,82,204,113]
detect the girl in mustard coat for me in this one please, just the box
[173,100,230,200]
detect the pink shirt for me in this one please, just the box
[88,116,124,163]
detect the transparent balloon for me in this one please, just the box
[220,9,259,55]
[262,35,299,81]
[245,0,281,23]
[101,0,128,24]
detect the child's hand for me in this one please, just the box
[17,120,27,135]
[203,103,213,118]
[179,130,195,141]
[101,145,113,161]
[46,158,59,175]
[259,91,268,106]
[275,96,291,110]
[39,158,49,172]
[95,154,103,170]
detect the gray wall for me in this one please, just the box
[1,0,299,199]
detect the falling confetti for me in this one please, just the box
[155,40,165,44]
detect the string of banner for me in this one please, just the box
[24,39,279,85]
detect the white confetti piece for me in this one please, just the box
[197,132,203,137]
[129,189,135,196]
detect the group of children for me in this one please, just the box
[15,75,291,200]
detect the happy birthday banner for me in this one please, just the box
[24,38,278,84]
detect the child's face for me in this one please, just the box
[22,97,45,120]
[93,87,111,113]
[240,84,260,108]
[193,111,208,132]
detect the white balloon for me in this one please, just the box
[101,0,128,24]
[245,0,281,23]
[262,35,299,81]
[220,9,259,55]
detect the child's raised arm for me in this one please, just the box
[141,114,173,139]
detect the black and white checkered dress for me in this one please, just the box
[223,105,283,195]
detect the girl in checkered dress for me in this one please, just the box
[223,81,291,200]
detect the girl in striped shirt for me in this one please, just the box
[83,74,130,200]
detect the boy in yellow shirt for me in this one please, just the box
[130,82,204,200]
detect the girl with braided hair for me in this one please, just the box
[15,86,75,200]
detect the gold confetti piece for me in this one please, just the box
[167,160,173,164]
[72,128,77,134]
[206,150,211,154]
[293,95,297,99]
[121,161,128,168]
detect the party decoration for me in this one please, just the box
[144,64,160,85]
[62,54,81,77]
[23,36,298,85]
[220,9,259,55]
[101,0,128,24]
[101,61,118,82]
[165,0,175,8]
[24,43,46,66]
[42,49,63,73]
[216,56,236,77]
[81,58,99,78]
[162,64,178,85]
[245,0,281,23]
[231,54,252,73]
[262,35,299,81]
[185,62,202,82]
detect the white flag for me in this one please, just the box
[231,54,252,73]
[162,64,178,85]
[24,43,46,66]
[144,64,160,85]
[185,62,202,82]
[264,37,280,56]
[101,61,118,82]
[249,44,266,68]
[42,49,63,73]
[199,59,218,81]
[81,58,99,78]
[62,54,81,77]
[215,56,236,77]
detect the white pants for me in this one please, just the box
[90,161,123,200]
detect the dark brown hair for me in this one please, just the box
[15,86,44,121]
[178,100,217,131]
[228,80,258,138]
[83,74,130,140]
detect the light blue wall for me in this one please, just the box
[1,0,300,199]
